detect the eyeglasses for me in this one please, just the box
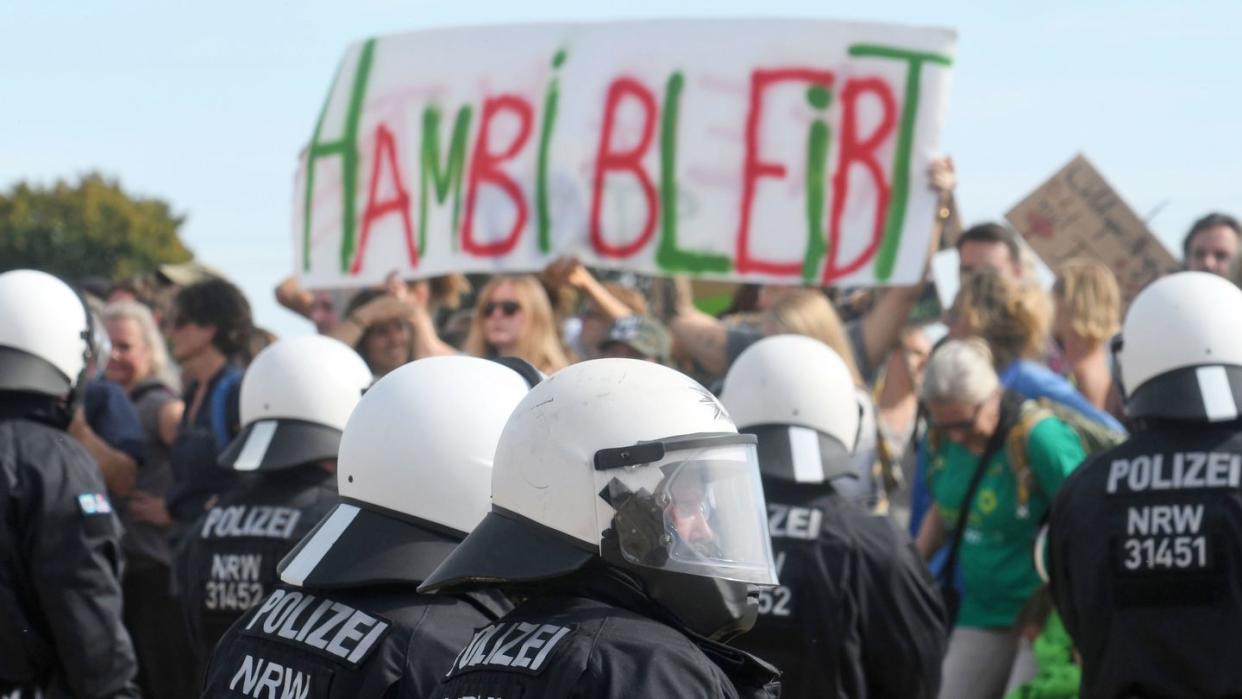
[483,301,521,318]
[929,399,986,433]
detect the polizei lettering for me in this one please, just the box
[445,621,574,679]
[767,504,823,540]
[202,505,303,539]
[229,654,311,699]
[1105,452,1242,494]
[243,588,391,667]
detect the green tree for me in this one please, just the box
[0,172,192,281]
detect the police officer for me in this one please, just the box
[179,335,372,674]
[719,335,946,698]
[420,358,782,699]
[203,355,529,698]
[0,269,139,697]
[1048,272,1242,697]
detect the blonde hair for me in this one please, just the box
[465,275,569,374]
[102,300,180,391]
[1053,258,1121,347]
[951,269,1052,369]
[922,338,999,405]
[765,290,863,385]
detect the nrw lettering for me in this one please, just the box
[229,654,311,699]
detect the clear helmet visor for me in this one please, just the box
[594,435,778,586]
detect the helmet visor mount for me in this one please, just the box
[594,432,778,587]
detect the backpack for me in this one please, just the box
[1006,398,1126,517]
[207,367,243,451]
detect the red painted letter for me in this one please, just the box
[822,77,896,283]
[461,95,534,257]
[353,123,417,274]
[590,78,659,258]
[735,69,834,277]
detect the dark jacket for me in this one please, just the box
[0,396,139,698]
[731,479,946,698]
[430,570,781,699]
[1049,421,1242,699]
[203,583,510,698]
[178,465,338,675]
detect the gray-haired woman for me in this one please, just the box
[103,300,196,698]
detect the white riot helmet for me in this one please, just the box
[278,356,531,589]
[0,270,92,401]
[1116,272,1242,422]
[720,335,862,484]
[218,335,372,472]
[420,359,778,640]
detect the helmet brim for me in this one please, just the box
[0,346,73,397]
[746,424,857,484]
[418,509,595,595]
[277,500,462,589]
[218,418,342,472]
[1127,364,1242,422]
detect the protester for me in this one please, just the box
[420,359,781,698]
[598,314,671,363]
[1048,272,1242,697]
[205,356,528,697]
[1051,259,1121,411]
[103,299,199,699]
[166,277,251,524]
[0,269,139,697]
[956,222,1026,280]
[721,335,946,697]
[546,257,648,359]
[1182,211,1240,277]
[948,268,1123,432]
[916,339,1086,699]
[332,286,419,376]
[875,324,935,527]
[462,274,571,372]
[179,335,371,680]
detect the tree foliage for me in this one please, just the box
[0,173,192,281]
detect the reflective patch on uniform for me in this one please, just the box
[1111,499,1226,608]
[201,505,303,539]
[77,492,112,515]
[444,622,574,679]
[241,588,392,669]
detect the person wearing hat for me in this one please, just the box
[202,356,530,698]
[598,315,671,364]
[1048,272,1242,697]
[720,335,946,697]
[421,359,782,699]
[0,270,139,697]
[178,335,372,679]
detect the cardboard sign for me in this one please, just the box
[1006,154,1178,303]
[294,18,956,289]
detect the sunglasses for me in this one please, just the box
[483,301,521,318]
[929,399,986,433]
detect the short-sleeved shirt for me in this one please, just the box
[926,412,1085,628]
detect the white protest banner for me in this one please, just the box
[294,18,955,289]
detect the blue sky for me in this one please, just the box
[3,1,1238,337]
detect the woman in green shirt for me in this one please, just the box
[917,339,1085,699]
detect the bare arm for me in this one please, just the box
[663,277,730,375]
[858,156,955,373]
[408,301,457,358]
[274,275,315,319]
[157,399,184,448]
[915,506,946,560]
[563,261,634,321]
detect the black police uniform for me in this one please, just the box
[431,569,781,699]
[1049,421,1242,698]
[203,583,510,698]
[731,479,946,698]
[179,464,337,675]
[0,396,140,698]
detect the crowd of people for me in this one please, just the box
[3,155,1242,698]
